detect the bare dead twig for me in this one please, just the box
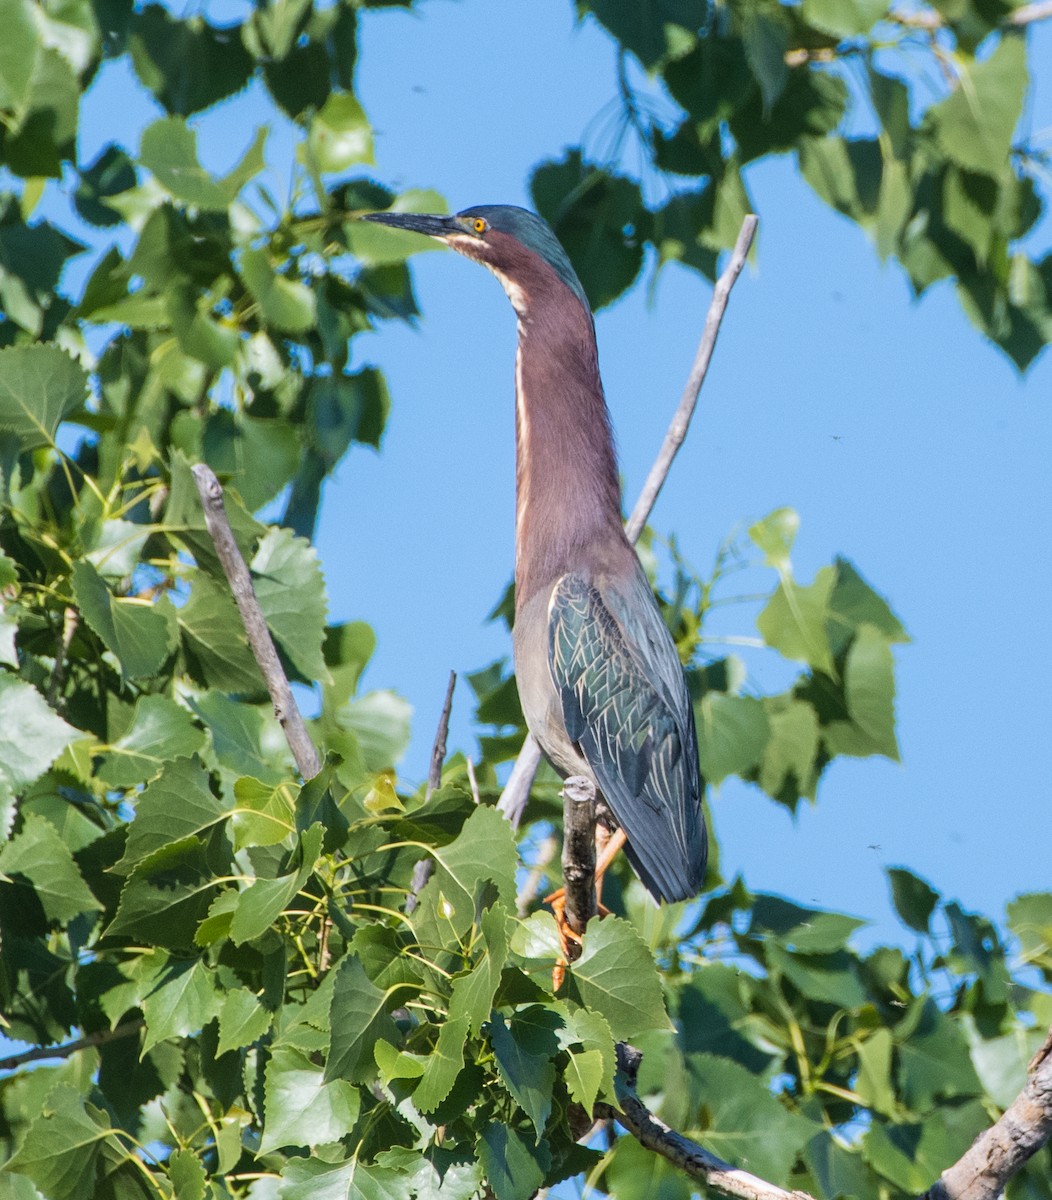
[47,606,79,705]
[465,756,481,805]
[0,1020,144,1073]
[516,832,559,916]
[407,670,457,913]
[426,671,456,799]
[498,214,759,829]
[191,465,321,781]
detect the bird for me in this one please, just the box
[363,205,708,929]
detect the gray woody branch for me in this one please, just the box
[559,776,598,944]
[497,213,759,830]
[595,1034,1052,1200]
[191,464,321,782]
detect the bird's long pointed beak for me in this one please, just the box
[361,211,458,240]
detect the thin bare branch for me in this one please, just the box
[498,215,758,829]
[47,605,79,706]
[516,832,559,916]
[426,670,456,799]
[191,465,321,781]
[0,1020,144,1073]
[560,776,597,938]
[599,1030,1052,1200]
[465,756,481,806]
[408,670,457,913]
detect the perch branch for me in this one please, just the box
[407,670,456,912]
[596,1030,1052,1200]
[0,1020,144,1073]
[191,465,321,781]
[560,776,598,939]
[498,214,758,829]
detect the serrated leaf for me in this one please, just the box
[489,1011,555,1137]
[261,1045,361,1152]
[168,1148,207,1200]
[757,566,835,673]
[251,527,329,683]
[6,1085,114,1200]
[423,805,518,936]
[97,695,207,789]
[217,986,272,1055]
[928,36,1027,177]
[229,776,296,850]
[414,1014,470,1114]
[749,894,866,952]
[0,345,88,452]
[863,1101,987,1192]
[855,1028,895,1115]
[325,955,399,1083]
[843,625,899,759]
[115,757,225,872]
[107,836,225,949]
[240,246,317,334]
[308,92,373,173]
[141,956,221,1054]
[1007,891,1052,961]
[177,573,266,693]
[567,916,671,1040]
[476,1124,549,1200]
[0,813,101,921]
[748,507,798,570]
[687,1054,817,1180]
[448,903,510,1034]
[695,693,769,785]
[72,560,171,679]
[0,675,77,794]
[896,999,982,1108]
[229,824,322,945]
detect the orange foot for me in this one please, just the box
[543,887,611,990]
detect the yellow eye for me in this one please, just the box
[473,217,487,234]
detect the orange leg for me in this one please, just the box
[546,828,628,989]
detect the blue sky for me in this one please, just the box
[77,0,1052,946]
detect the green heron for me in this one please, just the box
[364,205,707,920]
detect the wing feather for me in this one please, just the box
[548,570,707,902]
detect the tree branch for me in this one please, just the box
[596,1030,1052,1200]
[560,776,597,939]
[498,214,758,829]
[407,670,457,913]
[191,465,321,782]
[0,1020,144,1073]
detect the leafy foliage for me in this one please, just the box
[0,2,1049,1199]
[530,0,1052,368]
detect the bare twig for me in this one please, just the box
[597,1031,1052,1200]
[407,670,457,913]
[498,215,758,829]
[0,1020,144,1073]
[47,605,79,705]
[426,670,456,799]
[560,776,597,938]
[191,465,321,781]
[465,756,481,805]
[516,832,559,916]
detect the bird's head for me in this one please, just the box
[362,204,590,318]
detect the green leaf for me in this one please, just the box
[308,92,373,172]
[805,1132,879,1200]
[325,955,399,1083]
[306,368,390,463]
[98,695,208,789]
[229,823,322,945]
[578,0,698,69]
[896,999,982,1108]
[559,1007,616,1110]
[343,190,448,267]
[229,776,296,850]
[602,1132,691,1200]
[476,1125,549,1200]
[252,527,330,684]
[828,557,908,649]
[855,1028,895,1115]
[489,1011,555,1137]
[0,813,101,922]
[448,903,510,1034]
[177,573,266,694]
[928,35,1027,177]
[107,836,225,949]
[802,0,886,36]
[757,566,835,673]
[1007,891,1052,961]
[424,805,518,936]
[168,1149,207,1200]
[141,956,222,1054]
[740,5,789,113]
[749,894,865,952]
[414,1014,470,1114]
[695,693,769,784]
[217,986,272,1055]
[0,675,77,798]
[0,0,39,111]
[139,116,230,210]
[0,345,88,451]
[843,625,899,759]
[6,1085,114,1200]
[687,1054,817,1181]
[189,693,289,787]
[567,915,672,1041]
[748,507,798,571]
[70,559,171,679]
[758,697,819,802]
[888,866,940,934]
[261,1045,361,1152]
[863,1101,987,1192]
[240,247,318,334]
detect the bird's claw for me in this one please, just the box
[544,887,610,990]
